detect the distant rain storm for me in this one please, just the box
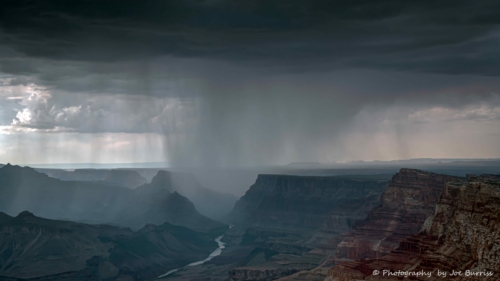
[0,1,499,281]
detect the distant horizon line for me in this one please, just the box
[1,157,500,170]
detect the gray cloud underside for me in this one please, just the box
[1,0,500,166]
[0,0,499,76]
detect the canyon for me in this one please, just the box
[1,163,499,281]
[326,174,500,280]
[151,174,390,281]
[0,211,218,281]
[247,169,459,281]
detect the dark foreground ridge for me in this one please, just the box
[0,211,218,281]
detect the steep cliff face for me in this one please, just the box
[272,169,457,281]
[332,169,457,261]
[0,212,217,281]
[326,174,500,281]
[226,175,387,281]
[231,174,386,231]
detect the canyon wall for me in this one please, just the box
[231,174,387,231]
[227,175,388,281]
[274,169,458,281]
[326,174,500,280]
[333,169,457,261]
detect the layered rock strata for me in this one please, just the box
[275,169,457,281]
[333,169,457,261]
[231,174,387,232]
[326,174,500,280]
[227,175,388,281]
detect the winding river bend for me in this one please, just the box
[157,234,226,279]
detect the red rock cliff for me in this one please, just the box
[274,169,456,281]
[333,168,457,262]
[326,174,500,280]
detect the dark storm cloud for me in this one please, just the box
[1,0,500,166]
[0,0,499,76]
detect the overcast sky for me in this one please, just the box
[0,0,499,166]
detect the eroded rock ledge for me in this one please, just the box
[327,174,500,280]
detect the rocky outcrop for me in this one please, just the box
[326,174,500,280]
[0,211,218,281]
[331,169,457,262]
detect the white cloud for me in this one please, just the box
[408,105,500,123]
[3,82,200,135]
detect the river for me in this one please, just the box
[157,234,226,279]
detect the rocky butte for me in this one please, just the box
[326,174,500,280]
